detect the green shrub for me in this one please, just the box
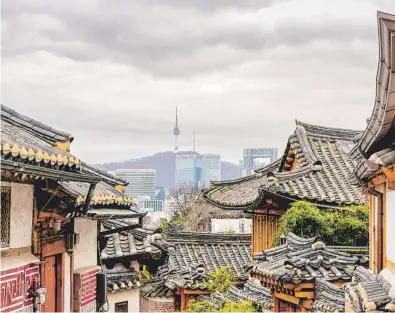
[275,201,369,246]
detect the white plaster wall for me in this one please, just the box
[9,183,34,249]
[64,253,71,313]
[386,190,395,262]
[74,218,97,269]
[107,289,139,312]
[211,218,252,233]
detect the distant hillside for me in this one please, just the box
[92,151,240,188]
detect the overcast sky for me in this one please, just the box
[2,0,394,164]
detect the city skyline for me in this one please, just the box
[3,1,394,165]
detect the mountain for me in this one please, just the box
[92,151,240,188]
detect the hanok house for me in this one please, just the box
[250,233,368,312]
[349,11,395,283]
[344,10,395,312]
[99,220,168,312]
[140,231,252,312]
[0,104,146,312]
[203,121,365,254]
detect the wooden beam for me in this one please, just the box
[294,291,314,298]
[274,292,300,305]
[294,283,315,291]
[383,166,395,181]
[1,246,31,258]
[83,183,97,214]
[302,300,313,310]
[370,174,388,187]
[183,289,209,295]
[37,212,68,221]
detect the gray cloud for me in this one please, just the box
[1,0,393,164]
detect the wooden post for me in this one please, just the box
[83,183,97,214]
[180,289,185,312]
[377,191,384,272]
[274,298,280,312]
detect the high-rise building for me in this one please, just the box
[243,148,278,175]
[115,169,156,199]
[155,186,165,201]
[201,154,221,188]
[175,152,202,188]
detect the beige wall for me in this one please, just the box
[74,218,98,269]
[108,289,139,312]
[2,182,34,249]
[387,190,395,263]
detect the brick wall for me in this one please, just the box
[140,295,174,312]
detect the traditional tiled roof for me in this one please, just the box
[101,221,165,260]
[1,106,98,182]
[140,231,252,299]
[1,104,73,146]
[352,12,395,183]
[163,263,212,291]
[345,266,395,312]
[207,281,273,311]
[103,263,140,292]
[251,233,368,284]
[140,277,174,298]
[313,278,345,312]
[164,231,251,281]
[203,121,364,209]
[60,180,134,208]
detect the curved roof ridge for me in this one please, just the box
[295,119,362,138]
[355,12,395,155]
[1,104,73,145]
[254,158,282,173]
[164,230,251,243]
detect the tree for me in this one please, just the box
[203,266,235,293]
[275,201,369,246]
[277,201,332,241]
[162,190,248,232]
[166,186,200,220]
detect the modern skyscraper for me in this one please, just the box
[201,154,221,188]
[243,148,278,175]
[175,152,202,188]
[115,169,156,199]
[155,186,165,201]
[173,107,180,151]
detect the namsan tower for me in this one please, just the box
[173,106,180,151]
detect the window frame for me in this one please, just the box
[1,186,11,248]
[114,301,128,312]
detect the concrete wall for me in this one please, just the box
[140,296,174,312]
[387,190,395,263]
[108,289,139,312]
[74,218,97,269]
[2,182,34,249]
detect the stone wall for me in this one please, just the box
[140,295,174,312]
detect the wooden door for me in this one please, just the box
[42,256,57,312]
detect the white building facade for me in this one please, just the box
[115,169,156,199]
